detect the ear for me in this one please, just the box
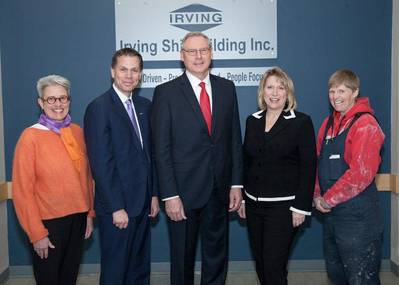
[37,97,44,110]
[353,88,359,98]
[111,67,115,80]
[180,51,184,62]
[138,71,142,83]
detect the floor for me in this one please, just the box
[3,271,399,285]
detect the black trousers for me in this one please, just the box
[168,189,229,285]
[246,201,297,285]
[32,212,87,285]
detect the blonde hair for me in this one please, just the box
[257,67,296,111]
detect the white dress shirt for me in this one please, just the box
[185,71,213,112]
[113,84,143,147]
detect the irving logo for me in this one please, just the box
[169,4,222,32]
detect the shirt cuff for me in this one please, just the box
[162,195,179,201]
[231,185,243,188]
[289,206,311,216]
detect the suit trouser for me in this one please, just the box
[32,212,87,285]
[98,209,150,285]
[245,201,297,285]
[168,189,229,285]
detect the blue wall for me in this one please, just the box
[1,0,392,265]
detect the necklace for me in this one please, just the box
[265,112,280,132]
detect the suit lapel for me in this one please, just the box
[110,89,143,152]
[132,96,150,160]
[210,75,221,137]
[179,73,210,136]
[252,111,267,143]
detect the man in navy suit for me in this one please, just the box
[152,32,243,285]
[84,48,159,285]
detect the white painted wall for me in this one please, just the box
[0,50,10,276]
[0,202,8,276]
[391,0,399,270]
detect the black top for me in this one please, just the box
[243,110,317,212]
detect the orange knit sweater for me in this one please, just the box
[12,123,94,243]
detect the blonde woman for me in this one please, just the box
[239,67,317,285]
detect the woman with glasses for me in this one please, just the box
[12,74,94,285]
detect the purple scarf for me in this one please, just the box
[38,113,72,134]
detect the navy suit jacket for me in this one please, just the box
[84,87,154,217]
[152,73,243,209]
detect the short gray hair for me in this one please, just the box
[36,75,71,98]
[181,32,211,50]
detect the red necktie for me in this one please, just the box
[199,82,212,134]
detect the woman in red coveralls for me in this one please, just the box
[314,69,384,285]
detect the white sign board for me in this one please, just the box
[115,0,277,60]
[140,67,268,88]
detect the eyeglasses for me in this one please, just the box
[182,47,211,56]
[40,95,70,105]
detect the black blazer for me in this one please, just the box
[152,73,243,209]
[84,88,154,217]
[243,110,317,212]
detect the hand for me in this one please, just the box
[292,212,305,227]
[237,203,246,219]
[33,237,55,259]
[229,187,242,212]
[84,216,94,239]
[165,197,186,221]
[149,196,160,218]
[314,197,331,213]
[112,209,129,229]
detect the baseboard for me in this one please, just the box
[392,260,399,276]
[0,268,9,284]
[8,259,393,277]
